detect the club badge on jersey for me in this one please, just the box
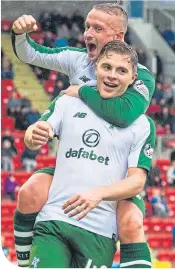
[133,80,149,101]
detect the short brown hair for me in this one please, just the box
[93,2,128,34]
[97,40,138,73]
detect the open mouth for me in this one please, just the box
[87,43,97,53]
[104,82,118,88]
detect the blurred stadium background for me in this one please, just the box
[1,0,175,267]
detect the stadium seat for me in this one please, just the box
[1,171,9,184]
[1,202,16,218]
[12,171,33,185]
[151,218,164,233]
[44,80,55,94]
[169,203,175,217]
[3,233,14,248]
[1,79,14,91]
[144,218,152,232]
[1,20,13,32]
[36,155,56,168]
[40,144,49,155]
[49,70,57,81]
[9,248,17,262]
[147,234,162,249]
[147,234,172,249]
[14,137,25,154]
[30,32,45,41]
[147,105,161,114]
[2,117,15,130]
[157,250,171,261]
[1,218,13,233]
[156,159,170,173]
[12,156,22,170]
[163,219,175,233]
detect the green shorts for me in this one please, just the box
[35,167,145,215]
[29,220,116,268]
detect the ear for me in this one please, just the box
[131,72,138,84]
[114,31,124,41]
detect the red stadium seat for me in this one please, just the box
[12,172,33,185]
[14,137,25,154]
[147,234,172,249]
[30,32,45,41]
[163,219,175,233]
[1,201,17,218]
[1,79,14,91]
[1,171,9,184]
[40,144,49,155]
[169,203,175,217]
[12,156,22,170]
[147,105,161,114]
[161,235,173,248]
[1,20,13,32]
[157,250,171,261]
[49,71,57,81]
[3,233,14,248]
[9,248,17,262]
[156,159,170,173]
[147,234,162,249]
[143,218,152,232]
[1,218,13,233]
[36,155,56,168]
[2,117,15,130]
[150,218,164,233]
[44,80,55,94]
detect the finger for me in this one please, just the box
[33,128,49,138]
[62,195,80,210]
[31,139,46,146]
[68,204,88,218]
[18,17,28,32]
[76,207,91,221]
[22,15,33,30]
[23,15,36,26]
[32,134,48,143]
[64,199,84,214]
[13,21,23,31]
[35,123,50,132]
[48,129,54,139]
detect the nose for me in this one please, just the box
[107,70,118,81]
[84,27,94,40]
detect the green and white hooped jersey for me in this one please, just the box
[36,95,155,240]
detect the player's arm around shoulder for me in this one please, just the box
[24,121,53,151]
[78,68,155,128]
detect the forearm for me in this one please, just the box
[101,172,146,201]
[11,30,68,72]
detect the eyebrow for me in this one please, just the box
[101,62,129,72]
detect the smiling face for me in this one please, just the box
[96,52,137,99]
[84,9,124,61]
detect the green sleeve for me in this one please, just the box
[79,68,155,128]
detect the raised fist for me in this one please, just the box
[12,15,38,34]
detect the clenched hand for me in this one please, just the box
[12,15,38,34]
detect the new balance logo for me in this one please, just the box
[109,124,115,129]
[73,112,87,118]
[79,75,91,83]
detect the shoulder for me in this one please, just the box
[129,115,155,136]
[137,63,155,80]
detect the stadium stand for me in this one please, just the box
[1,1,175,267]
